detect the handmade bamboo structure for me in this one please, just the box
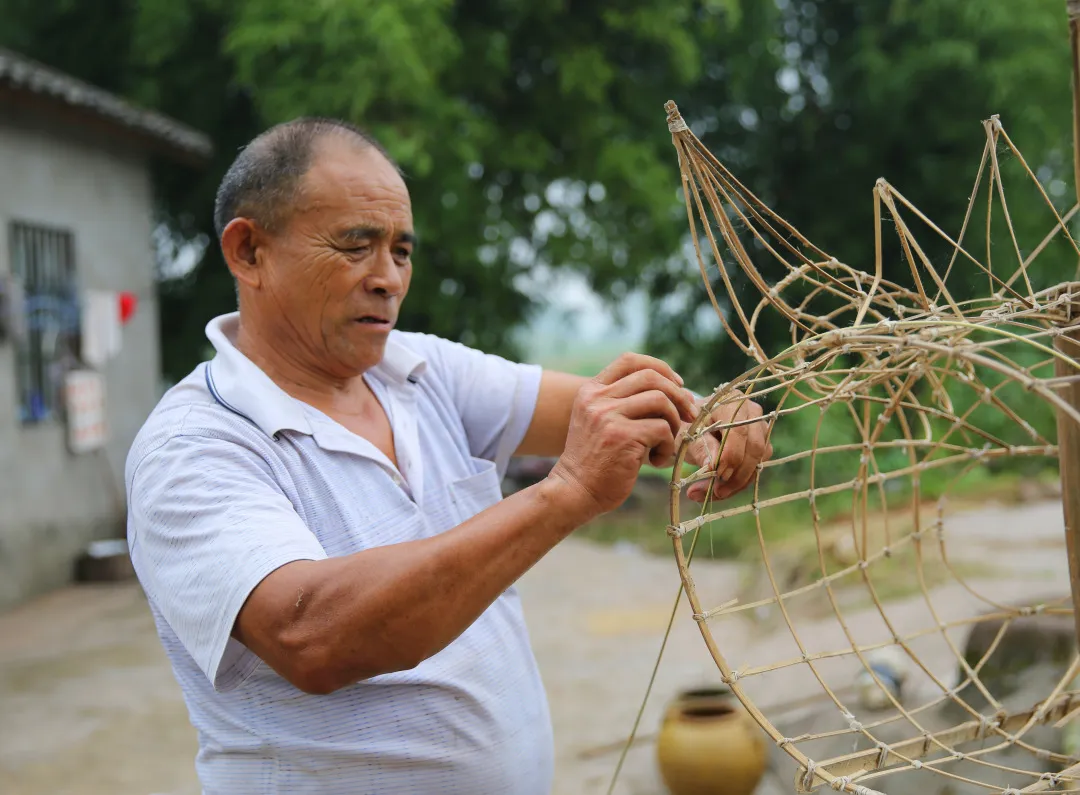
[620,3,1080,793]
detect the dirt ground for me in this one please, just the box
[0,498,1071,795]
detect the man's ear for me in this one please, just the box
[220,218,265,289]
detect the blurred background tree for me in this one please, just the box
[0,0,1073,389]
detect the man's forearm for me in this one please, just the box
[235,474,595,694]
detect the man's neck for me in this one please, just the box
[234,318,377,419]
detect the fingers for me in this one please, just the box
[613,391,682,465]
[716,410,770,500]
[614,390,683,440]
[594,352,684,389]
[685,432,721,502]
[558,356,692,517]
[686,395,772,502]
[687,480,709,502]
[714,409,749,488]
[629,418,679,468]
[604,369,697,423]
[715,440,760,500]
[686,429,721,470]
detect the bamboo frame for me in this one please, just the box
[610,21,1080,790]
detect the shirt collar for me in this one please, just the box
[203,312,427,439]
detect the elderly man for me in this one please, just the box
[126,117,771,794]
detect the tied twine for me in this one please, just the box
[976,715,999,740]
[664,100,689,133]
[1040,772,1061,787]
[829,775,884,795]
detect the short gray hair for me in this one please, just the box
[213,118,395,239]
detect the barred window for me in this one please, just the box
[10,222,80,424]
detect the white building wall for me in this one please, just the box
[0,111,162,608]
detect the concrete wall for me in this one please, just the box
[0,111,162,609]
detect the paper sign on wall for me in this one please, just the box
[64,369,108,453]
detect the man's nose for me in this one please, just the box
[365,248,405,296]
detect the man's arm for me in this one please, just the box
[235,354,695,694]
[236,477,591,694]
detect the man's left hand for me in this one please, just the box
[683,391,773,503]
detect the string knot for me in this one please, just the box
[976,715,999,739]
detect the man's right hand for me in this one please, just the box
[546,353,697,520]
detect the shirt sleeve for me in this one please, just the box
[126,433,327,692]
[410,334,542,477]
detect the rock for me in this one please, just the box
[1017,478,1063,503]
[855,647,909,711]
[831,532,858,566]
[960,609,1075,702]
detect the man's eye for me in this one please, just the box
[394,248,412,260]
[340,244,370,255]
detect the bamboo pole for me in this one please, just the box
[1060,0,1080,649]
[1071,1,1080,202]
[1056,312,1080,649]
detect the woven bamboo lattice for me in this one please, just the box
[645,96,1080,795]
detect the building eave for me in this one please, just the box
[0,48,213,163]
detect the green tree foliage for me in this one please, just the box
[0,0,1074,388]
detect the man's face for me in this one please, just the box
[256,137,414,378]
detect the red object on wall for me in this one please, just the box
[118,291,138,325]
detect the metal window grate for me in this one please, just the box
[9,222,79,424]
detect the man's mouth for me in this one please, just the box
[354,315,394,329]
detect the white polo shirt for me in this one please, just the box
[125,313,553,794]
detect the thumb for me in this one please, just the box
[687,481,709,502]
[688,431,721,471]
[686,432,724,501]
